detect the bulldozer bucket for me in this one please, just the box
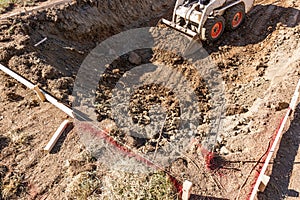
[160,18,198,38]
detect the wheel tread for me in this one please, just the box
[224,4,246,31]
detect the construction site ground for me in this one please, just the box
[0,0,299,199]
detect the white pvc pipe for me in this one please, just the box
[34,37,47,47]
[0,64,74,118]
[249,79,300,200]
[0,63,35,89]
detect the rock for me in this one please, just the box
[128,52,142,65]
[55,77,73,90]
[255,62,268,70]
[42,65,59,79]
[275,102,289,111]
[144,144,155,152]
[99,119,117,132]
[112,68,120,74]
[125,135,137,147]
[226,104,248,116]
[220,146,230,155]
[143,115,151,122]
[216,136,225,144]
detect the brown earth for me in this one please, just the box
[0,0,300,199]
[0,0,72,19]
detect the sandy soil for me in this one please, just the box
[0,0,299,199]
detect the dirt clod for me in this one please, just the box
[128,51,142,65]
[275,102,290,111]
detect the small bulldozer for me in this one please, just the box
[161,0,254,41]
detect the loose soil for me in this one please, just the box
[0,0,299,199]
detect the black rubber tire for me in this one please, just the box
[224,4,246,31]
[203,16,225,42]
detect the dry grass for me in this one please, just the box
[65,171,101,200]
[0,0,36,13]
[1,172,25,200]
[101,171,179,200]
[0,0,12,13]
[8,129,33,148]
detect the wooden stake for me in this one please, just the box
[182,180,193,200]
[258,174,270,192]
[44,120,71,152]
[33,85,46,102]
[0,64,74,118]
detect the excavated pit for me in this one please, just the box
[0,0,174,103]
[0,0,300,199]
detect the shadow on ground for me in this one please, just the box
[29,3,300,77]
[204,4,300,52]
[0,135,10,151]
[258,103,300,199]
